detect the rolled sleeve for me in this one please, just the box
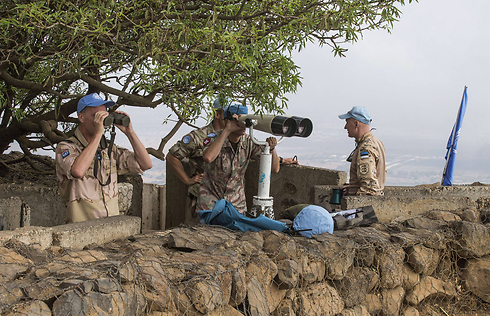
[115,146,144,175]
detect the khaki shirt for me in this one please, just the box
[55,128,143,223]
[197,131,262,214]
[168,122,216,197]
[348,131,386,196]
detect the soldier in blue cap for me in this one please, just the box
[339,106,386,196]
[166,98,227,224]
[55,93,153,223]
[197,103,281,214]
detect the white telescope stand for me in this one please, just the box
[247,124,284,219]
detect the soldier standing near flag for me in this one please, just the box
[339,106,386,196]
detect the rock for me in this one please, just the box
[275,259,299,289]
[265,281,288,313]
[206,305,244,316]
[135,256,172,311]
[167,226,236,251]
[401,263,420,290]
[302,234,356,280]
[375,246,405,289]
[405,276,456,305]
[404,228,448,250]
[3,300,51,316]
[0,281,24,308]
[455,207,480,223]
[247,277,270,316]
[364,293,382,314]
[230,267,247,307]
[461,255,490,303]
[451,221,490,257]
[403,306,420,316]
[403,217,447,230]
[0,247,33,282]
[273,298,295,316]
[246,255,278,289]
[52,290,87,316]
[334,267,374,308]
[295,282,344,316]
[59,249,108,263]
[381,286,405,316]
[406,244,440,275]
[426,210,461,222]
[171,285,202,315]
[262,230,298,261]
[95,277,122,294]
[239,231,264,250]
[188,278,225,314]
[339,305,371,316]
[297,249,325,286]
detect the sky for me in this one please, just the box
[12,0,489,186]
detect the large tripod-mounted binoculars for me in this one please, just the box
[237,115,312,138]
[239,114,313,220]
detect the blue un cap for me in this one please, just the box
[223,103,248,119]
[213,97,232,110]
[338,106,372,125]
[77,93,116,114]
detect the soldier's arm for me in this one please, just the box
[167,153,202,186]
[356,149,381,196]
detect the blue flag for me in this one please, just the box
[442,86,468,186]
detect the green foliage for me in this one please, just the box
[0,0,415,153]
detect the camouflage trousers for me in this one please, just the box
[184,193,200,225]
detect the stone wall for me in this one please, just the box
[1,207,490,315]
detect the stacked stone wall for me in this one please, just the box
[2,208,490,315]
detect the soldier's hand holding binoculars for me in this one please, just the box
[266,137,277,151]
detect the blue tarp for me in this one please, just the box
[442,86,468,186]
[198,199,288,232]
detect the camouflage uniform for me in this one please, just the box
[348,131,386,196]
[197,130,262,214]
[168,122,218,222]
[55,127,143,223]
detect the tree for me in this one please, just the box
[0,0,415,172]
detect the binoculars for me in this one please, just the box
[237,115,313,137]
[103,112,130,127]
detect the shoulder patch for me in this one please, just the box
[203,138,211,146]
[359,163,370,175]
[182,135,191,144]
[207,132,216,138]
[61,149,70,159]
[360,151,369,159]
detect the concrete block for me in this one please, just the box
[0,197,23,230]
[159,185,166,230]
[0,184,65,227]
[343,195,475,223]
[50,215,141,250]
[0,226,53,250]
[142,183,160,231]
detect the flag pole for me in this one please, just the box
[441,86,468,185]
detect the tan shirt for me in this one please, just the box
[55,128,143,223]
[348,131,386,196]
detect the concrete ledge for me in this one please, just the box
[0,226,53,250]
[314,184,490,223]
[50,215,142,250]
